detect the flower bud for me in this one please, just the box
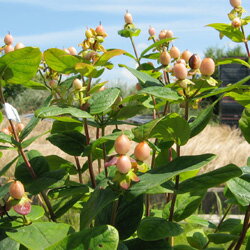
[200,58,215,76]
[231,17,241,28]
[189,54,201,69]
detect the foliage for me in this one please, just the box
[0,2,249,250]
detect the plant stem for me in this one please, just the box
[240,26,250,57]
[129,36,141,66]
[204,204,233,249]
[234,204,250,250]
[101,125,108,178]
[96,127,102,173]
[110,199,119,226]
[84,118,96,188]
[74,156,83,184]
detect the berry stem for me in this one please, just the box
[101,124,108,178]
[74,156,83,184]
[129,36,141,66]
[240,26,250,58]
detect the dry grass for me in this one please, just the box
[1,118,250,180]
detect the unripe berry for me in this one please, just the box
[85,29,93,38]
[116,155,132,174]
[4,45,14,54]
[176,59,186,65]
[4,34,13,45]
[134,141,151,161]
[1,128,11,135]
[148,26,156,36]
[165,30,174,39]
[160,51,171,66]
[124,11,133,24]
[200,58,215,76]
[95,24,106,36]
[159,30,167,40]
[16,123,25,133]
[114,134,131,155]
[68,46,77,55]
[63,48,70,54]
[231,18,241,28]
[230,0,241,8]
[189,54,201,69]
[173,63,188,80]
[73,79,82,90]
[49,80,57,89]
[170,46,180,59]
[9,181,25,199]
[14,42,25,50]
[181,50,192,62]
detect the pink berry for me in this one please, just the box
[173,63,188,80]
[160,51,171,66]
[14,42,25,50]
[4,34,13,45]
[200,58,215,76]
[114,134,131,155]
[124,12,133,24]
[148,26,156,36]
[4,45,14,54]
[165,30,174,39]
[116,155,132,174]
[230,0,241,8]
[170,46,180,59]
[95,24,106,36]
[68,46,77,55]
[134,141,151,161]
[9,181,25,199]
[181,50,192,62]
[73,79,82,90]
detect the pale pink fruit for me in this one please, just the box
[49,80,57,89]
[4,34,13,45]
[13,202,31,215]
[181,50,192,62]
[134,141,151,161]
[63,48,70,54]
[165,30,174,39]
[116,155,132,174]
[158,30,167,40]
[124,12,133,24]
[114,134,131,155]
[14,42,25,50]
[4,45,14,54]
[200,58,215,76]
[1,128,11,135]
[230,0,241,8]
[160,51,171,66]
[148,26,156,36]
[173,63,188,80]
[95,24,106,36]
[176,59,186,65]
[73,79,82,90]
[16,123,25,133]
[9,181,25,199]
[98,86,106,92]
[170,46,180,59]
[68,46,77,55]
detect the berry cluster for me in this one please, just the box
[2,33,25,54]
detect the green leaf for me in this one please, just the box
[207,23,244,43]
[35,105,92,119]
[185,215,216,229]
[47,131,86,156]
[139,86,182,101]
[116,105,145,120]
[51,120,82,134]
[132,117,164,141]
[178,164,242,194]
[217,58,250,68]
[186,230,208,249]
[150,113,190,145]
[218,218,241,232]
[95,49,126,66]
[0,182,11,199]
[189,104,214,138]
[47,225,119,250]
[0,47,42,84]
[119,65,162,87]
[137,217,183,241]
[140,38,176,58]
[127,154,215,199]
[226,91,250,108]
[0,132,13,144]
[21,130,49,148]
[118,28,141,38]
[0,237,19,250]
[124,238,171,250]
[89,88,120,114]
[227,176,250,206]
[207,233,238,244]
[0,155,19,176]
[75,63,104,78]
[22,80,47,90]
[239,108,250,143]
[6,222,72,250]
[80,187,118,229]
[0,111,3,123]
[44,48,80,74]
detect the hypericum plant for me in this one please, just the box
[0,0,249,249]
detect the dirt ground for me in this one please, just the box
[1,118,250,182]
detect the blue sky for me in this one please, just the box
[0,0,249,85]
